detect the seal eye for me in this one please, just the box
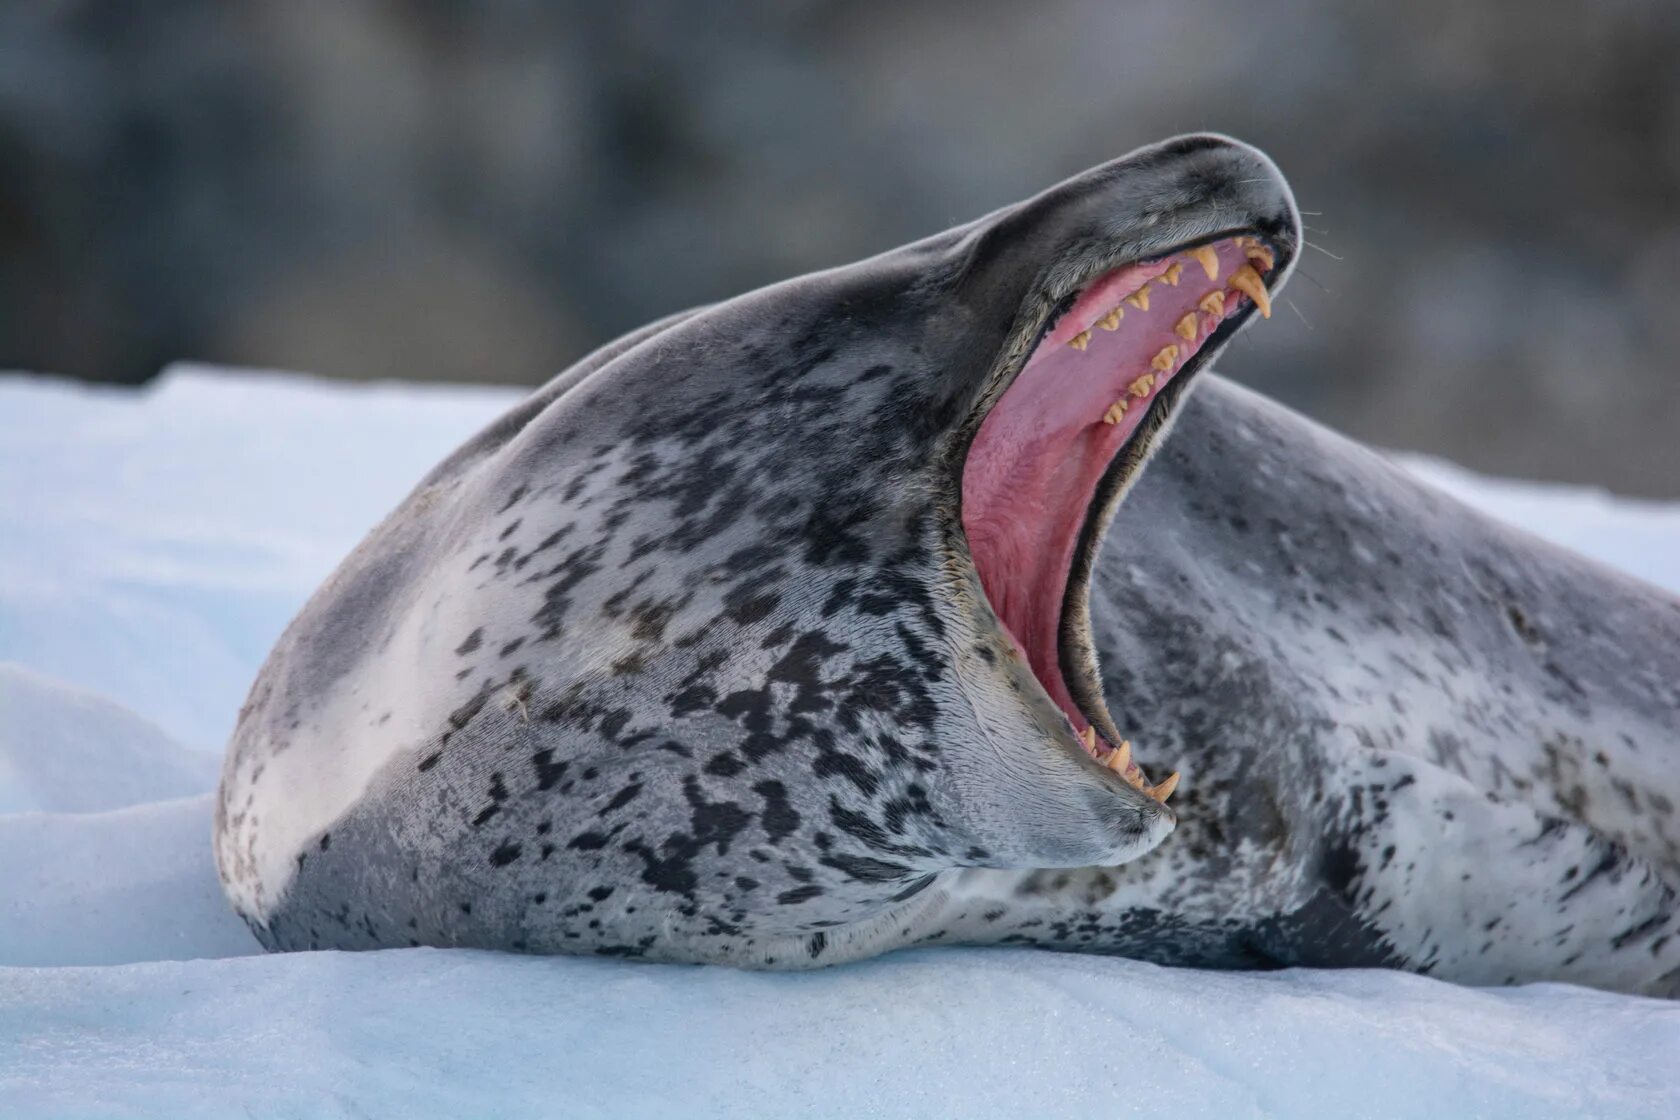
[959,236,1277,803]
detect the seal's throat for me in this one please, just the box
[961,236,1275,796]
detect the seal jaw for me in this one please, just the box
[958,232,1290,807]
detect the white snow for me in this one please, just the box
[0,795,252,968]
[0,663,218,814]
[6,946,1675,1120]
[2,364,1677,1118]
[0,367,514,751]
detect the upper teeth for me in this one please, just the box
[1105,739,1131,773]
[1147,771,1180,803]
[1092,736,1180,804]
[1057,241,1274,435]
[1064,240,1274,353]
[1228,264,1271,318]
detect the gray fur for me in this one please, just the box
[215,134,1680,994]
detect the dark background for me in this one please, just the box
[3,1,1677,493]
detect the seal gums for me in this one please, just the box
[960,236,1278,800]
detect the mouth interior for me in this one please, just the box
[960,236,1274,796]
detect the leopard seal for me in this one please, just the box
[215,133,1680,994]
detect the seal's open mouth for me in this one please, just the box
[961,236,1278,803]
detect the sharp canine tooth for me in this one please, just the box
[1150,345,1179,372]
[1149,772,1181,803]
[1160,262,1183,286]
[1228,265,1271,318]
[1098,308,1123,331]
[1198,291,1226,316]
[1245,244,1276,271]
[1069,330,1092,351]
[1175,313,1198,341]
[1125,285,1151,311]
[1107,740,1132,773]
[1077,726,1096,751]
[1102,399,1128,425]
[1127,373,1155,397]
[1190,246,1219,280]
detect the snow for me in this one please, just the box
[0,663,218,814]
[7,946,1675,1120]
[2,364,1677,1117]
[0,795,251,968]
[0,367,514,751]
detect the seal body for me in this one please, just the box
[215,134,1680,994]
[926,378,1680,994]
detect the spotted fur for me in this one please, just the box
[215,134,1680,994]
[928,379,1680,995]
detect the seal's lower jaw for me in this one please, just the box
[961,236,1279,799]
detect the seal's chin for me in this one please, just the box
[961,236,1279,801]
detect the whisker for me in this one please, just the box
[1303,239,1343,261]
[1295,269,1332,294]
[1284,296,1314,331]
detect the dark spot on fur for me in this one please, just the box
[601,783,644,814]
[496,485,527,514]
[778,885,823,905]
[753,780,801,842]
[533,749,568,790]
[820,853,912,883]
[705,752,746,777]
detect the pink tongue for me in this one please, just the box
[960,239,1258,757]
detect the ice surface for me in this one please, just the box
[0,794,253,967]
[2,366,1677,1118]
[0,662,219,814]
[6,945,1678,1120]
[0,367,514,750]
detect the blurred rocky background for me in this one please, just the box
[2,0,1677,493]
